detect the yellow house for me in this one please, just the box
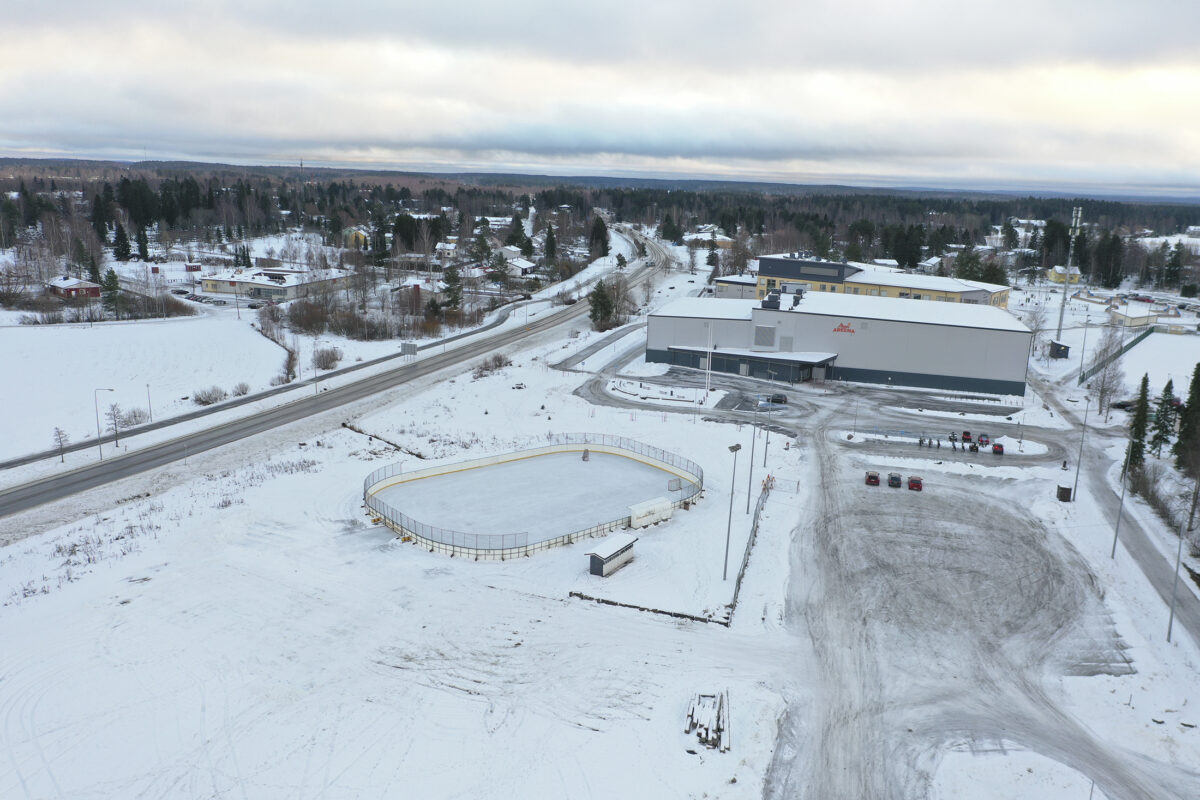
[1046,265,1081,284]
[343,228,369,249]
[841,270,1010,308]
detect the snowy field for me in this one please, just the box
[0,313,285,460]
[374,451,683,541]
[1119,332,1200,396]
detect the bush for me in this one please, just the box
[192,386,229,406]
[232,382,250,396]
[312,346,343,370]
[472,353,512,379]
[121,408,150,426]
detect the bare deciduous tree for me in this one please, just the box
[104,402,122,446]
[1087,324,1126,419]
[52,427,69,462]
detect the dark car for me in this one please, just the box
[907,476,923,491]
[865,471,880,486]
[1110,400,1134,410]
[962,431,972,442]
[769,393,788,405]
[171,288,189,295]
[887,472,902,488]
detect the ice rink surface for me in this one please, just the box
[374,451,681,540]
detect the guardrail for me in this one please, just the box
[364,433,704,560]
[1078,325,1157,385]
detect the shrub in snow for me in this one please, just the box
[120,408,150,426]
[232,382,250,396]
[312,347,343,371]
[192,386,229,406]
[472,353,512,379]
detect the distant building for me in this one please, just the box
[1046,265,1081,285]
[712,274,759,299]
[47,275,101,300]
[1108,303,1158,328]
[200,268,351,301]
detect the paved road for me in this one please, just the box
[0,296,589,519]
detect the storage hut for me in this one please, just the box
[586,533,638,577]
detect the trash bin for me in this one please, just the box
[1056,485,1072,502]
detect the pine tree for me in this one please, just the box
[588,279,614,329]
[589,216,610,258]
[1149,379,1176,457]
[136,226,149,261]
[544,224,557,261]
[505,214,524,246]
[442,263,462,308]
[101,268,122,316]
[1127,373,1151,472]
[112,223,131,261]
[1173,363,1200,473]
[87,255,100,285]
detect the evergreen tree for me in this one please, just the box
[1149,379,1176,457]
[112,223,131,261]
[661,214,683,245]
[1164,243,1185,288]
[1173,362,1200,472]
[101,268,122,316]
[955,245,983,281]
[544,224,557,260]
[588,279,614,329]
[519,234,534,259]
[1001,220,1019,250]
[589,216,610,258]
[979,261,1008,286]
[442,263,463,308]
[505,213,524,246]
[1127,373,1151,472]
[706,238,718,268]
[87,255,100,285]
[136,226,149,261]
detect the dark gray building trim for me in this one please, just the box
[647,348,1025,395]
[757,255,862,284]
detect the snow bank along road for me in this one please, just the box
[0,294,604,521]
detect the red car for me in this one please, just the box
[865,471,880,486]
[978,433,990,445]
[908,476,923,491]
[962,431,972,442]
[992,443,1004,455]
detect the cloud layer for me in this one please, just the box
[3,2,1198,193]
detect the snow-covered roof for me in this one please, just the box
[585,532,637,560]
[205,268,351,287]
[1050,265,1081,276]
[654,294,1030,333]
[1109,302,1158,318]
[872,258,899,267]
[397,276,447,291]
[508,257,535,270]
[847,269,1008,294]
[714,274,757,286]
[47,276,100,289]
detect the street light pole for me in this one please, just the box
[723,444,741,581]
[93,387,114,460]
[747,404,758,514]
[1111,445,1132,558]
[146,383,153,423]
[1167,520,1186,642]
[1072,397,1090,502]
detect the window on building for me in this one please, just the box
[852,287,860,294]
[767,279,777,288]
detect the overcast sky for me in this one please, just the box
[2,1,1198,194]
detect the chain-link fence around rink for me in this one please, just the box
[363,432,705,560]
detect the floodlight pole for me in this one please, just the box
[1054,206,1082,340]
[723,444,741,581]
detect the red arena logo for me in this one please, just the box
[832,322,855,333]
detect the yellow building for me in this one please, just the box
[1046,265,1081,284]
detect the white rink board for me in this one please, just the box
[374,451,676,542]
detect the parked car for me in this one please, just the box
[1110,399,1134,410]
[1132,295,1153,303]
[992,443,1005,455]
[210,299,227,306]
[246,302,263,309]
[769,393,788,405]
[171,288,189,295]
[887,472,902,488]
[907,476,923,491]
[865,471,880,486]
[978,433,990,446]
[961,431,972,442]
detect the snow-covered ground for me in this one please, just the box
[2,244,1200,798]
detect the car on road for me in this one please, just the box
[961,431,972,442]
[887,472,902,488]
[992,443,1004,455]
[907,476,923,491]
[865,471,880,486]
[170,288,189,295]
[247,302,263,309]
[1110,399,1134,410]
[978,433,990,445]
[769,393,787,404]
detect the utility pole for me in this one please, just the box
[1072,398,1090,502]
[1055,206,1083,341]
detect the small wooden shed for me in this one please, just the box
[586,533,638,577]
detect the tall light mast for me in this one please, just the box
[1054,206,1083,340]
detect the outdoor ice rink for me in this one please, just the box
[374,451,682,541]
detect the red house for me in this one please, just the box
[47,275,101,300]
